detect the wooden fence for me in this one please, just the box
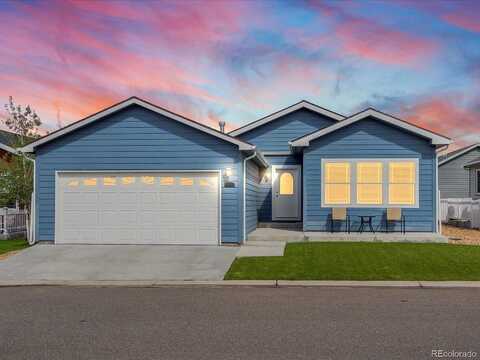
[440,198,480,229]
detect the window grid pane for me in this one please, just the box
[388,162,416,205]
[357,162,383,205]
[324,163,350,205]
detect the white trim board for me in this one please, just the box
[21,97,255,152]
[290,108,451,147]
[54,170,223,245]
[320,158,420,209]
[229,100,345,136]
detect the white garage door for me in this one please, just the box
[56,172,220,245]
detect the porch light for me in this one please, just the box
[225,167,232,177]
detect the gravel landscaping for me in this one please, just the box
[443,225,480,245]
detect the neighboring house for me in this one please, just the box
[21,97,451,245]
[439,144,480,199]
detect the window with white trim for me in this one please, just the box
[321,159,419,208]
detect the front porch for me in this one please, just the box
[248,227,447,243]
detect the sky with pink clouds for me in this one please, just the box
[0,0,479,147]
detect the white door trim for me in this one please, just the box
[54,170,222,245]
[271,165,302,221]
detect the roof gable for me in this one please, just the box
[439,143,480,166]
[289,108,451,147]
[21,97,255,153]
[229,100,345,137]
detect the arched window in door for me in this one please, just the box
[279,172,294,195]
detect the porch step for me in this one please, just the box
[257,222,303,230]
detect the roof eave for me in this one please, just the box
[19,97,254,153]
[290,109,451,148]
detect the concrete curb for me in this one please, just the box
[1,280,480,288]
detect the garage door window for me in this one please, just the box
[83,178,97,186]
[121,177,135,185]
[180,177,194,186]
[142,176,155,185]
[160,177,174,185]
[67,179,79,187]
[103,177,116,186]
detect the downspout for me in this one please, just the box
[436,145,449,234]
[20,153,36,245]
[243,151,257,244]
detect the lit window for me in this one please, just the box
[279,172,294,195]
[160,177,174,186]
[324,162,350,205]
[357,162,382,205]
[199,179,210,187]
[180,177,194,186]
[141,176,155,185]
[83,178,97,186]
[121,177,135,185]
[388,162,416,205]
[103,177,116,186]
[67,179,79,187]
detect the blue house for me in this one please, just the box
[22,97,451,245]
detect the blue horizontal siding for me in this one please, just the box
[239,108,337,152]
[245,160,260,234]
[257,155,302,222]
[303,117,437,232]
[35,105,243,243]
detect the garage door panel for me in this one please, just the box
[63,193,98,210]
[57,172,219,245]
[100,211,137,227]
[63,211,98,227]
[63,229,99,243]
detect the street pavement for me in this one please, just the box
[1,286,479,360]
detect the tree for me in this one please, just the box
[1,96,42,244]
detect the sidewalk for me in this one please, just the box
[1,279,480,288]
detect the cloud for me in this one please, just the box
[400,96,480,147]
[335,19,438,66]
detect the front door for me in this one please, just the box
[272,165,301,221]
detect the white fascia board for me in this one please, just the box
[0,142,18,155]
[229,101,345,137]
[21,98,255,153]
[254,151,269,168]
[439,144,480,166]
[290,109,452,147]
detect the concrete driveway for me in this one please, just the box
[0,244,238,282]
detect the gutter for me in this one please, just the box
[243,151,257,244]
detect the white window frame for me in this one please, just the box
[321,159,420,208]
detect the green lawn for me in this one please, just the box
[0,238,29,256]
[225,242,480,281]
